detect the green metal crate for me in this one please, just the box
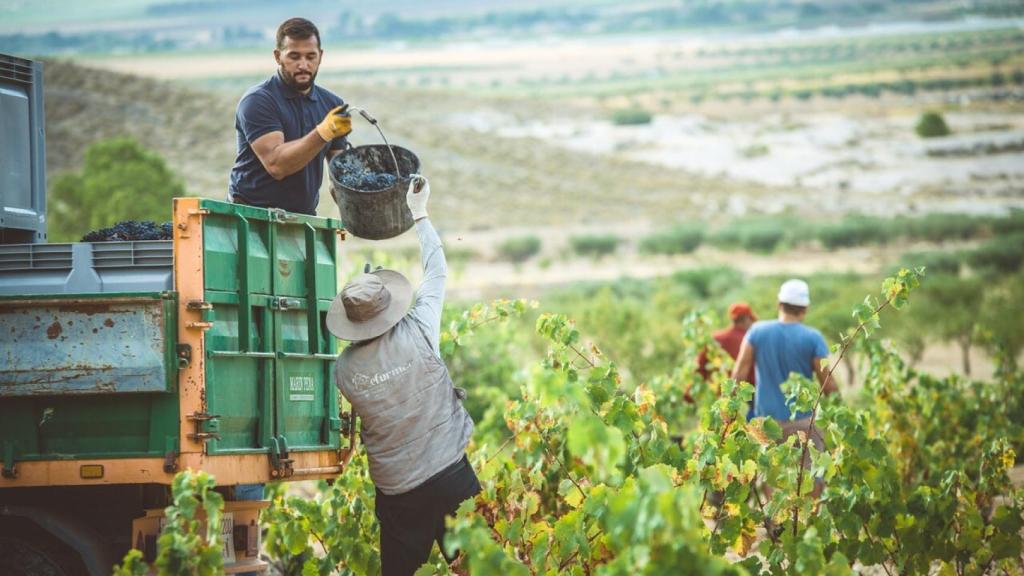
[198,200,343,456]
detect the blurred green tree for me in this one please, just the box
[49,137,184,242]
[909,274,982,375]
[610,106,653,126]
[979,271,1024,372]
[915,111,951,138]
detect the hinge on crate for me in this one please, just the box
[2,441,16,479]
[176,208,210,237]
[186,412,221,442]
[269,435,294,479]
[186,300,214,330]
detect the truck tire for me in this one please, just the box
[0,518,88,576]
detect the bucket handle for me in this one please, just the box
[350,107,402,182]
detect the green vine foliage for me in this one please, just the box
[261,454,382,576]
[119,273,1024,574]
[157,470,225,575]
[110,469,226,575]
[258,299,537,576]
[442,268,1024,575]
[112,549,147,576]
[112,470,226,575]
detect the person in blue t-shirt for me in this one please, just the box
[731,279,838,496]
[228,17,352,215]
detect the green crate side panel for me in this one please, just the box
[274,226,308,298]
[204,301,267,454]
[0,389,179,461]
[0,294,177,396]
[276,309,339,450]
[314,231,336,301]
[202,213,272,294]
[199,200,342,454]
[278,359,332,449]
[272,226,338,299]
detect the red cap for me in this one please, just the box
[728,302,757,321]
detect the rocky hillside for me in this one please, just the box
[42,58,766,231]
[42,58,237,199]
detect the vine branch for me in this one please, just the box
[792,293,895,536]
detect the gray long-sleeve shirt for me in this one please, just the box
[406,218,446,356]
[335,218,473,495]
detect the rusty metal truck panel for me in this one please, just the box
[0,292,177,396]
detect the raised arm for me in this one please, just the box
[812,358,838,396]
[731,339,755,383]
[406,176,446,356]
[811,332,838,396]
[244,99,351,180]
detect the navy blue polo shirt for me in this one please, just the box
[228,73,347,215]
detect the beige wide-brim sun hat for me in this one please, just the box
[326,270,413,341]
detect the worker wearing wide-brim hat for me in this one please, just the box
[326,175,479,576]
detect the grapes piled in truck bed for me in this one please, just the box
[81,221,173,242]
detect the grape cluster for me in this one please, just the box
[333,155,398,192]
[81,221,173,242]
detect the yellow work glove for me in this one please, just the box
[316,105,352,142]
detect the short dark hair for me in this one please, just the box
[780,302,807,316]
[277,18,321,50]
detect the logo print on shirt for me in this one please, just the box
[351,360,414,398]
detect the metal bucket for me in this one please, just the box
[328,145,419,240]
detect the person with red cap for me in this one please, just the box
[692,302,758,418]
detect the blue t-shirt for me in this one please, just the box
[228,73,347,215]
[745,320,829,421]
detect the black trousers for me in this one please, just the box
[374,454,481,576]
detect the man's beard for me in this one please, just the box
[280,67,317,91]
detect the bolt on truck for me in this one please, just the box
[0,53,356,575]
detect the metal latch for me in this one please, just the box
[270,297,301,310]
[186,412,221,443]
[270,435,294,479]
[270,209,297,223]
[176,344,192,368]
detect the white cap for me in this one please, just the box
[778,279,810,307]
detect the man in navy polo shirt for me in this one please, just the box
[229,20,351,566]
[228,17,351,215]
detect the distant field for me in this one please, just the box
[81,24,1024,113]
[0,0,153,30]
[66,19,1024,227]
[0,0,614,35]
